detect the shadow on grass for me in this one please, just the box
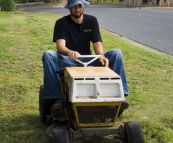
[0,113,49,143]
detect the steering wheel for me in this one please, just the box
[76,55,102,67]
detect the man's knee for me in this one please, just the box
[43,50,55,58]
[111,49,122,57]
[106,49,123,59]
[42,50,58,62]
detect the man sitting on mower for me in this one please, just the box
[42,0,129,119]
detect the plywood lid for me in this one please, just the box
[65,67,120,78]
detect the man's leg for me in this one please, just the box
[104,49,128,95]
[42,50,79,100]
[42,50,81,119]
[78,52,129,117]
[104,49,129,117]
[42,50,61,100]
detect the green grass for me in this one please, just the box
[0,11,173,143]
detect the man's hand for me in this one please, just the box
[68,51,80,60]
[99,56,109,67]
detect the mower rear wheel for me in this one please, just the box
[52,127,69,143]
[123,121,144,143]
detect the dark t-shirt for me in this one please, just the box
[53,14,102,55]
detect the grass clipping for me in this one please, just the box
[0,11,173,143]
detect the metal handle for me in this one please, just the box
[76,55,102,67]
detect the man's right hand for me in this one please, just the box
[99,56,109,67]
[68,51,80,60]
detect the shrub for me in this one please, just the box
[14,0,27,3]
[43,0,50,3]
[43,0,59,3]
[0,0,16,11]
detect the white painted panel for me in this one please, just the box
[76,84,96,96]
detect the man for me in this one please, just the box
[42,0,129,118]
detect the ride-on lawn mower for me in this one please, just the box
[39,55,144,143]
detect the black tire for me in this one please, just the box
[52,127,69,143]
[123,121,144,143]
[39,85,46,123]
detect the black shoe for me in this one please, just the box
[118,101,129,117]
[51,103,65,120]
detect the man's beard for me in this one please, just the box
[70,10,83,19]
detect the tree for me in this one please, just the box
[0,0,16,11]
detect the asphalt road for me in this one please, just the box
[21,5,173,55]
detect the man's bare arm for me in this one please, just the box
[56,39,72,55]
[93,42,104,55]
[93,42,109,67]
[56,39,80,60]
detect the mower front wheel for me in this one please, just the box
[52,127,69,143]
[123,121,144,143]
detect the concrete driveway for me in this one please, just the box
[21,4,173,55]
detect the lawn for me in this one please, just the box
[0,11,173,143]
